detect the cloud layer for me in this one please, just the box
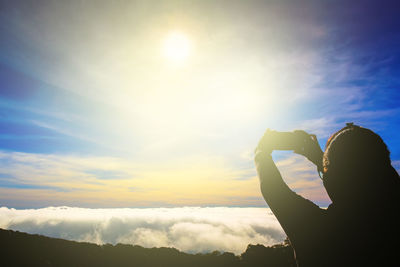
[0,206,285,255]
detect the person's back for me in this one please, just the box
[254,124,400,266]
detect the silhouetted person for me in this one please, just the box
[255,123,400,266]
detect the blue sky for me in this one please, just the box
[0,0,399,208]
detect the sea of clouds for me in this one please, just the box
[0,206,285,255]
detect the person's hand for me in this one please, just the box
[255,129,274,155]
[293,130,323,169]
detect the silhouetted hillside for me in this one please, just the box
[0,228,296,267]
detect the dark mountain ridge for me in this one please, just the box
[0,228,296,267]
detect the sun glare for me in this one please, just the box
[163,31,191,64]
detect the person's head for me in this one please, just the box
[322,123,397,205]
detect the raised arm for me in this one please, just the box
[255,151,296,212]
[255,130,325,246]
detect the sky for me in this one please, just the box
[0,0,400,209]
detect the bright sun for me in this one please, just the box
[163,31,191,63]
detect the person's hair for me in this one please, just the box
[323,124,391,173]
[322,123,399,205]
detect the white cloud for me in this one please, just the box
[0,206,285,255]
